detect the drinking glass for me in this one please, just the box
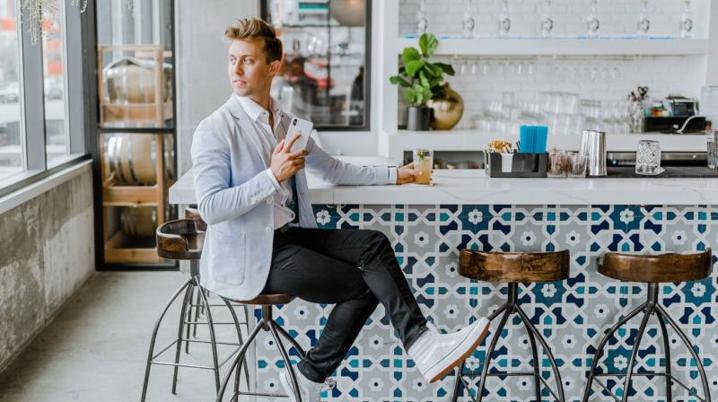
[413,149,434,184]
[635,140,661,175]
[540,0,554,37]
[680,0,694,38]
[707,137,717,169]
[586,0,600,37]
[637,0,651,36]
[416,0,429,34]
[462,0,477,38]
[547,150,568,178]
[567,152,588,177]
[498,0,511,37]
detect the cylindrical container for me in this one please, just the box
[579,130,607,176]
[105,134,174,185]
[412,149,433,185]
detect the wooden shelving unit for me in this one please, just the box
[97,44,175,265]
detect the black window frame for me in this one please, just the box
[260,0,372,132]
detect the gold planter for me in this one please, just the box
[428,84,464,130]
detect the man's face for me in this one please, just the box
[227,38,280,97]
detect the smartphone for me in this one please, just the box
[286,117,313,153]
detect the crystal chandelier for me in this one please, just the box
[19,0,134,44]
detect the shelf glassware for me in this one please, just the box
[462,0,476,38]
[498,0,511,37]
[637,0,651,37]
[680,0,694,38]
[540,0,554,38]
[586,0,600,38]
[416,0,428,34]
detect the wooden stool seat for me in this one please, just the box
[184,206,207,231]
[156,219,204,260]
[599,249,712,283]
[459,250,570,283]
[229,293,293,305]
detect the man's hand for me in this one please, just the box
[270,133,308,183]
[396,162,418,185]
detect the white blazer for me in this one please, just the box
[191,95,396,301]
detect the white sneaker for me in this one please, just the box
[279,370,335,402]
[408,317,490,383]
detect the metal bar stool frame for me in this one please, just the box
[452,282,566,402]
[216,295,306,402]
[582,250,713,402]
[140,219,251,402]
[452,250,570,402]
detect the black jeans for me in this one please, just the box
[261,227,429,383]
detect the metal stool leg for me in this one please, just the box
[515,305,565,401]
[140,278,192,402]
[581,302,647,402]
[184,281,199,354]
[196,283,222,393]
[656,304,711,402]
[171,282,194,394]
[655,308,672,401]
[451,301,509,402]
[275,323,307,359]
[476,304,513,402]
[217,317,264,402]
[269,318,303,402]
[219,297,250,393]
[620,303,654,402]
[520,309,544,401]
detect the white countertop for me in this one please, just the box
[170,156,718,205]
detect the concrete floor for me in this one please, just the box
[0,271,254,402]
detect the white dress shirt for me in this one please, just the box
[235,95,296,229]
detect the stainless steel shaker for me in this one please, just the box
[579,130,607,176]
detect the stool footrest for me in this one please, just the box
[594,372,706,402]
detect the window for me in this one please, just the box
[42,0,69,166]
[0,0,89,197]
[262,0,372,130]
[0,0,23,182]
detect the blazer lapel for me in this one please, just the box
[226,95,269,164]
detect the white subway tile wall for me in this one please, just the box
[399,0,709,38]
[395,1,710,132]
[437,55,704,130]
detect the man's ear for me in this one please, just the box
[268,58,283,76]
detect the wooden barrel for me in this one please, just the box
[120,207,157,238]
[106,134,174,185]
[103,57,171,104]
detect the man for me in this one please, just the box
[191,18,490,401]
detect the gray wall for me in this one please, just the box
[0,166,95,371]
[175,0,260,175]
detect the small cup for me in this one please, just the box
[635,140,661,175]
[413,149,433,185]
[707,138,717,169]
[547,150,568,178]
[500,153,514,173]
[567,152,587,178]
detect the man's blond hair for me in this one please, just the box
[225,18,283,63]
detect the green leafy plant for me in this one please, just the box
[389,33,455,107]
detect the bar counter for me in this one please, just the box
[170,161,718,401]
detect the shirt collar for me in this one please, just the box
[235,94,282,127]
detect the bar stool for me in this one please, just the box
[582,249,713,402]
[182,207,247,355]
[452,250,570,402]
[216,294,306,402]
[140,217,249,401]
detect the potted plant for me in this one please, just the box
[389,33,456,131]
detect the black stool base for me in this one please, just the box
[140,272,249,402]
[582,283,711,402]
[216,303,307,402]
[452,282,566,402]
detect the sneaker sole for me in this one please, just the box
[427,320,491,383]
